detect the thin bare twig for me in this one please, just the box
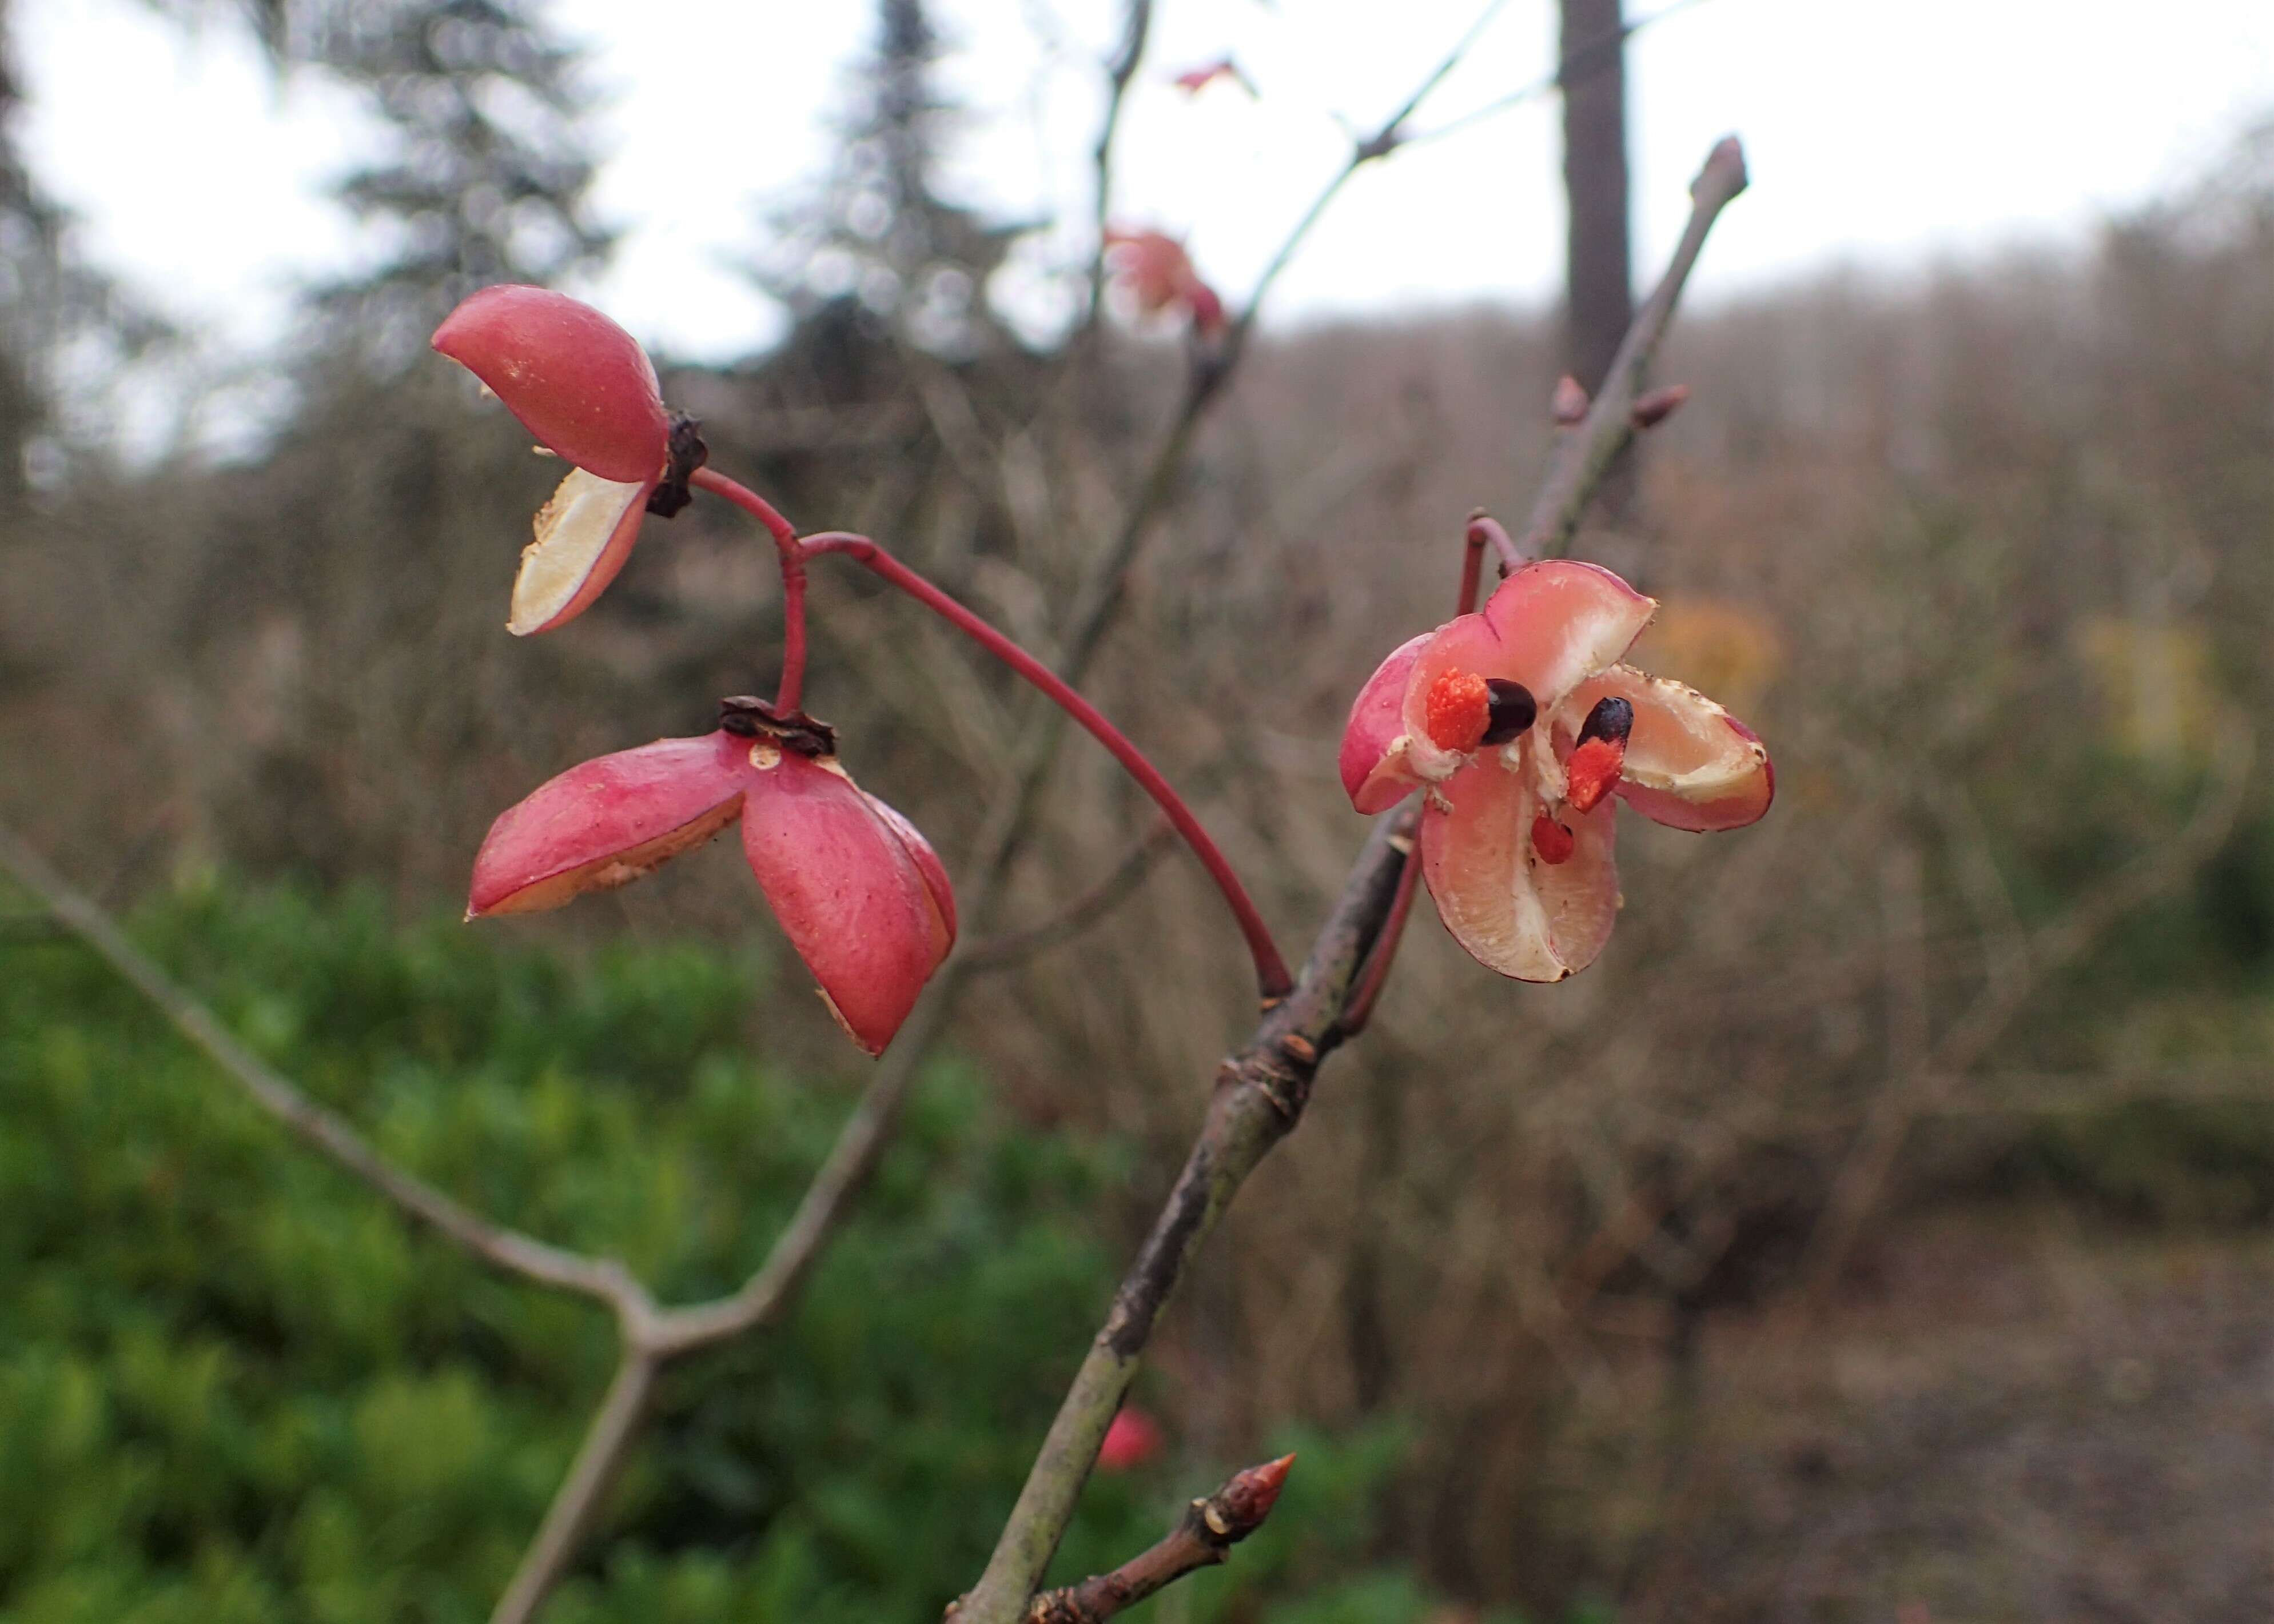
[1067,0,1516,659]
[1802,720,2255,1292]
[1516,135,1749,560]
[0,817,941,1623]
[644,1003,951,1354]
[955,136,1750,1624]
[487,978,970,1619]
[1403,0,1724,149]
[963,821,1178,972]
[0,823,654,1323]
[1337,505,1522,1039]
[955,807,1420,1623]
[1335,813,1422,1039]
[1083,0,1154,335]
[489,1352,660,1624]
[949,2,1553,1429]
[1007,1455,1294,1623]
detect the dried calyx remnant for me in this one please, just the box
[716,695,837,757]
[644,412,710,518]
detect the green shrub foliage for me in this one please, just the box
[0,880,1474,1623]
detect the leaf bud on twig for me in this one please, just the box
[1629,384,1690,429]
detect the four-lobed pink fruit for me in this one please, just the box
[468,725,954,1057]
[1340,558,1773,983]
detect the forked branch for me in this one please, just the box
[0,817,959,1624]
[0,823,655,1326]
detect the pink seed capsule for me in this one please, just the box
[432,285,669,484]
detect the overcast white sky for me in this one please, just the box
[17,0,2274,366]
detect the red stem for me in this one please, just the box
[1467,511,1526,578]
[1341,521,1495,1035]
[1335,829,1420,1038]
[799,530,1293,1002]
[692,469,810,713]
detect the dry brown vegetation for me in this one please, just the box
[7,135,2274,1618]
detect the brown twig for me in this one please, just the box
[1336,504,1523,1039]
[954,134,1751,1624]
[1335,814,1421,1040]
[1082,0,1154,336]
[1052,0,1519,700]
[1515,135,1748,560]
[1402,0,1723,150]
[963,821,1178,972]
[862,0,1534,1187]
[956,807,1419,1623]
[1801,719,2255,1293]
[1010,1455,1295,1623]
[644,985,959,1355]
[489,1352,660,1624]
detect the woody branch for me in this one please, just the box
[1003,1455,1295,1624]
[952,135,1751,1624]
[3,17,1614,1623]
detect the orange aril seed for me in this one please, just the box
[1531,813,1576,865]
[1424,669,1492,752]
[1564,736,1627,814]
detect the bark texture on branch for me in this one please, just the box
[955,808,1417,1619]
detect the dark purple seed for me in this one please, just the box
[1578,695,1634,747]
[1480,679,1538,745]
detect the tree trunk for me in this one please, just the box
[1559,0,1635,520]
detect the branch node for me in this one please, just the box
[1254,1052,1311,1120]
[1353,123,1404,164]
[1012,1455,1296,1623]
